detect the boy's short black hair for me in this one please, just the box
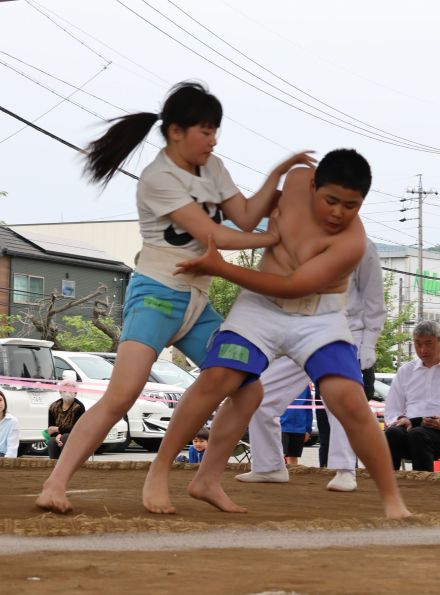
[195,427,210,441]
[315,148,372,198]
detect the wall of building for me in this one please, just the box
[0,255,10,318]
[9,257,128,335]
[12,221,141,268]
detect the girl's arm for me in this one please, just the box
[175,235,365,299]
[168,202,279,250]
[221,152,316,231]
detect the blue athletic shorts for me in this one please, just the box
[120,273,222,366]
[304,341,363,387]
[201,330,269,385]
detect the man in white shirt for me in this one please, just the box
[384,320,440,472]
[236,239,386,490]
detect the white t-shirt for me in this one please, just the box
[136,149,239,254]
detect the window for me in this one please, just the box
[13,274,44,304]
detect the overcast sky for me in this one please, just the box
[1,0,439,249]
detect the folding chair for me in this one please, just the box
[231,440,251,464]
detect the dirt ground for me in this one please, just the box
[2,458,440,594]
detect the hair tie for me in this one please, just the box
[157,112,162,122]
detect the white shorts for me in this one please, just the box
[220,289,354,368]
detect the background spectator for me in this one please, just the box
[280,386,313,465]
[0,391,20,458]
[47,379,85,460]
[385,320,440,471]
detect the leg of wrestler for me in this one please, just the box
[37,341,157,513]
[143,366,247,514]
[188,379,263,512]
[320,375,411,519]
[236,357,309,481]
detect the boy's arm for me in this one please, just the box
[221,151,316,230]
[176,235,365,299]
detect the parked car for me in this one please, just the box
[90,352,196,393]
[0,338,127,456]
[374,372,396,387]
[52,351,185,451]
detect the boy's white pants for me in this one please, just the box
[249,346,361,472]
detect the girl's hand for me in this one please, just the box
[174,235,225,277]
[272,151,317,177]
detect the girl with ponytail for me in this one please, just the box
[36,80,315,513]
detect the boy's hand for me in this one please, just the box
[273,151,317,177]
[175,235,225,277]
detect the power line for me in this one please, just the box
[164,0,439,152]
[116,0,440,153]
[0,105,139,180]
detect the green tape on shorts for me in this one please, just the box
[218,343,249,364]
[143,296,173,315]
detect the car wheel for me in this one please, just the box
[133,437,162,452]
[26,441,49,456]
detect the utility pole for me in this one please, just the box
[400,175,438,322]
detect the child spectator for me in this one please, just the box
[281,386,313,465]
[188,427,209,463]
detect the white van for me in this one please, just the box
[0,338,127,455]
[52,351,184,451]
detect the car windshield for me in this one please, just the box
[0,344,55,379]
[151,360,195,389]
[69,356,114,380]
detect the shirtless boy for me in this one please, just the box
[143,148,411,520]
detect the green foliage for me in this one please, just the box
[0,314,19,338]
[57,315,115,352]
[208,250,261,318]
[375,273,414,372]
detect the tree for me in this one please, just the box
[375,273,414,372]
[19,283,120,350]
[0,314,19,338]
[57,315,116,352]
[209,249,261,318]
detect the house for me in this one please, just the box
[0,226,131,337]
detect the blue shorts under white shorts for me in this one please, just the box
[120,273,222,366]
[202,334,363,387]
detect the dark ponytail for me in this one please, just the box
[84,112,159,186]
[84,81,222,187]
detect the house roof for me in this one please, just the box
[0,226,131,272]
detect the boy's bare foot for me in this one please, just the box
[188,477,248,513]
[36,483,72,514]
[385,501,412,520]
[143,468,176,514]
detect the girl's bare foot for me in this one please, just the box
[143,468,176,514]
[188,477,247,513]
[36,482,72,514]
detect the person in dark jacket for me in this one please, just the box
[47,379,85,460]
[280,386,313,465]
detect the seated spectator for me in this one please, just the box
[188,427,209,463]
[47,379,85,460]
[176,427,209,464]
[0,390,20,458]
[384,320,440,471]
[280,385,313,465]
